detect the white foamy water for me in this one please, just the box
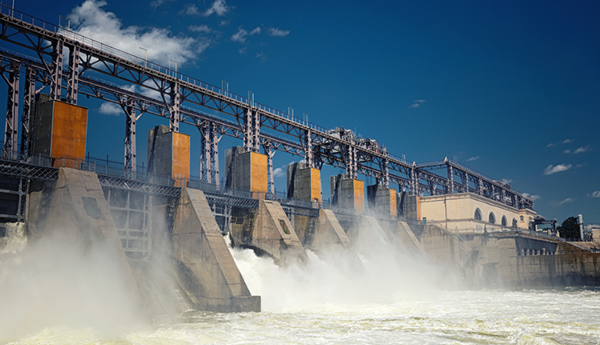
[5,288,600,344]
[3,233,600,344]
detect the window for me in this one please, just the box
[520,215,524,221]
[489,212,496,224]
[474,208,482,221]
[512,219,518,228]
[501,216,507,227]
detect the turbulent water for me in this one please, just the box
[2,228,600,344]
[4,287,600,344]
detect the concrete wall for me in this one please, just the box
[420,224,600,288]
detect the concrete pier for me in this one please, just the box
[330,174,364,215]
[287,162,322,206]
[398,192,420,221]
[367,184,397,218]
[147,125,190,186]
[225,146,268,197]
[33,98,88,168]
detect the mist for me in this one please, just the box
[0,225,146,342]
[229,221,461,312]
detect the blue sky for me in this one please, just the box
[6,0,600,224]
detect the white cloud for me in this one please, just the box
[500,178,512,185]
[98,102,121,116]
[150,0,175,9]
[409,99,426,108]
[556,197,574,206]
[522,193,541,201]
[267,28,290,37]
[466,156,479,162]
[256,52,267,61]
[564,149,571,154]
[188,25,212,33]
[69,0,204,66]
[250,27,261,35]
[573,146,589,154]
[273,167,284,178]
[231,28,248,43]
[562,139,573,144]
[203,0,230,17]
[181,4,200,15]
[546,143,555,148]
[591,191,600,198]
[543,163,572,175]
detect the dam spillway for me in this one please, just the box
[0,4,599,343]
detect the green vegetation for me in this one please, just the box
[557,216,580,239]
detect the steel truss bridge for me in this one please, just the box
[0,5,534,211]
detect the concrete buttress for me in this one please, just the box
[347,216,392,247]
[172,188,260,312]
[397,221,428,260]
[25,168,142,309]
[312,209,352,252]
[230,199,309,265]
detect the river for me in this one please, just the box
[2,228,600,344]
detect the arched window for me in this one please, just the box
[489,212,496,224]
[501,216,507,227]
[474,208,482,221]
[512,219,518,228]
[520,215,524,221]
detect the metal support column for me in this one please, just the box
[243,108,252,152]
[199,122,222,184]
[66,45,79,104]
[410,165,417,196]
[123,97,137,179]
[199,123,212,182]
[346,145,357,179]
[381,159,389,188]
[212,123,222,186]
[253,110,260,153]
[21,66,35,159]
[464,172,469,193]
[169,81,180,132]
[264,144,276,194]
[447,165,454,193]
[478,178,484,196]
[304,129,314,168]
[3,61,19,159]
[50,39,64,101]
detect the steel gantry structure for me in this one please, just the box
[0,5,534,210]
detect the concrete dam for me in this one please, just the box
[0,3,599,322]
